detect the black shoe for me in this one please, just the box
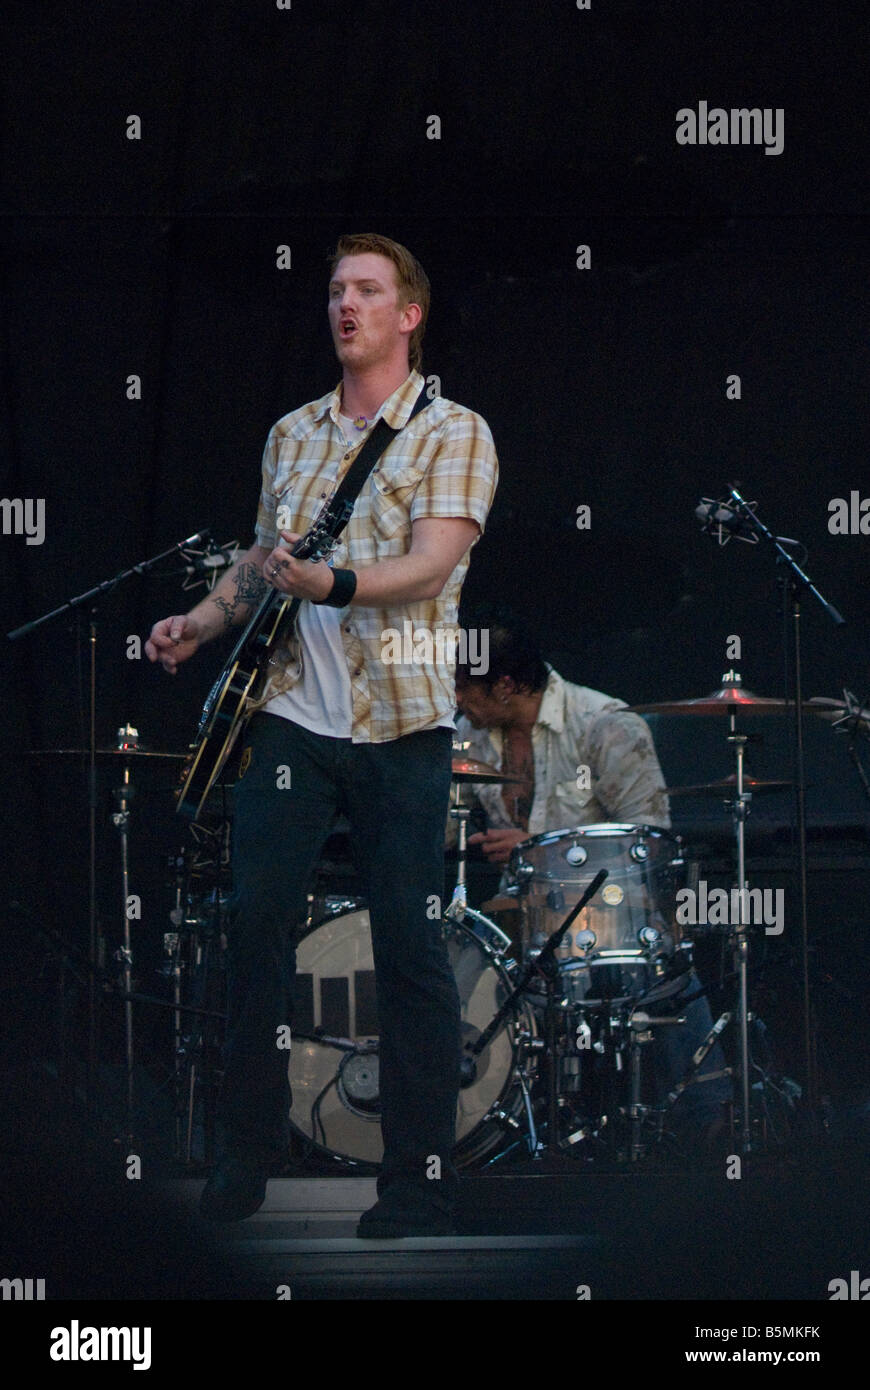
[681,1113,731,1165]
[199,1157,269,1221]
[356,1189,456,1239]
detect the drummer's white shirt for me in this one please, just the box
[448,664,671,844]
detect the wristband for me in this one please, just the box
[313,567,357,608]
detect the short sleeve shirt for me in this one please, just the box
[249,370,499,742]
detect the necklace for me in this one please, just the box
[353,414,368,431]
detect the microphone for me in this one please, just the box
[179,529,213,549]
[696,496,805,554]
[183,546,239,578]
[181,538,240,590]
[695,497,759,545]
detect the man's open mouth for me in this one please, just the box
[339,319,358,339]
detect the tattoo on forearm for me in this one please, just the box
[213,562,268,629]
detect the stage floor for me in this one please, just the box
[164,1157,870,1300]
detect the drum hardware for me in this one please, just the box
[465,870,608,1159]
[447,748,525,921]
[11,527,215,1103]
[693,489,848,1131]
[106,726,152,1148]
[165,850,190,1161]
[656,672,759,1153]
[171,878,230,1167]
[155,838,235,1166]
[624,1012,678,1161]
[809,690,870,805]
[633,670,795,1152]
[29,738,204,1143]
[635,667,810,1152]
[808,690,870,741]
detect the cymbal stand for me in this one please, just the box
[626,1011,687,1160]
[725,487,845,1123]
[7,526,214,1106]
[110,726,141,1148]
[445,789,470,921]
[724,682,753,1153]
[165,851,188,1160]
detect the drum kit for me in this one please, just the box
[33,681,869,1169]
[262,674,867,1168]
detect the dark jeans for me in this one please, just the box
[650,969,733,1126]
[222,713,460,1204]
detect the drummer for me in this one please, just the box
[448,603,732,1149]
[449,611,670,869]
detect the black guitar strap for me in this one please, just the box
[328,381,432,519]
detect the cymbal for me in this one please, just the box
[451,756,525,784]
[30,747,188,760]
[629,684,817,717]
[667,774,793,797]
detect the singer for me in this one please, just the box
[145,235,498,1234]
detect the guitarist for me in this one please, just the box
[145,234,498,1234]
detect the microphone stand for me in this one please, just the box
[723,488,844,1126]
[7,528,213,1108]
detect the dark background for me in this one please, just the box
[0,0,868,1303]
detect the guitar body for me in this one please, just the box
[176,499,352,821]
[175,593,294,820]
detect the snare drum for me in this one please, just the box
[508,824,689,1005]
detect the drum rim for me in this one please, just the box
[511,822,677,856]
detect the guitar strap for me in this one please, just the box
[327,381,432,521]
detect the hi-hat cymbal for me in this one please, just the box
[451,756,525,784]
[629,685,817,717]
[667,774,793,797]
[30,747,187,760]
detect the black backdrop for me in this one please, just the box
[3,2,868,936]
[0,0,868,1305]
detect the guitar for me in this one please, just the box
[175,497,353,820]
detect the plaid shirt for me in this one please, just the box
[249,370,499,742]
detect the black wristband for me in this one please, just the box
[313,567,357,608]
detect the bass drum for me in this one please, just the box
[287,899,533,1169]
